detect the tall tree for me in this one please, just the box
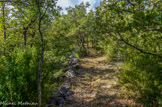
[36,0,57,106]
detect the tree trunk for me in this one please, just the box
[23,19,36,46]
[87,35,89,49]
[37,45,44,107]
[31,31,35,47]
[37,1,44,106]
[2,2,6,55]
[82,37,85,50]
[23,27,27,46]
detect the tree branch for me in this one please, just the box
[41,5,50,18]
[0,0,29,5]
[118,32,162,58]
[126,0,135,6]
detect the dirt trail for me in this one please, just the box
[65,56,135,107]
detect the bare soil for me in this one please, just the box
[64,55,136,107]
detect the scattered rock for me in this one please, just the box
[72,63,81,69]
[66,69,76,78]
[69,58,79,65]
[57,97,65,107]
[69,54,75,59]
[66,96,74,101]
[66,91,75,96]
[62,66,70,72]
[108,64,113,67]
[46,85,70,107]
[57,85,70,96]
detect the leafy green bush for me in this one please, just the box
[104,41,124,63]
[105,44,116,63]
[0,46,69,104]
[0,47,39,102]
[120,54,162,107]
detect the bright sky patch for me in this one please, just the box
[57,0,101,14]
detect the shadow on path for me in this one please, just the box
[65,56,135,107]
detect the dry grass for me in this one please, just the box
[65,55,137,107]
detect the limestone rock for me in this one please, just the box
[46,85,70,107]
[66,69,76,78]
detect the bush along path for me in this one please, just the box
[64,55,138,107]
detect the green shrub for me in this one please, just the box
[105,44,116,63]
[120,54,162,107]
[0,47,39,103]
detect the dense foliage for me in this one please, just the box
[0,0,161,106]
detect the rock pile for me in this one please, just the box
[46,85,70,107]
[65,52,81,78]
[46,50,80,107]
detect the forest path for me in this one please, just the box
[65,55,135,107]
